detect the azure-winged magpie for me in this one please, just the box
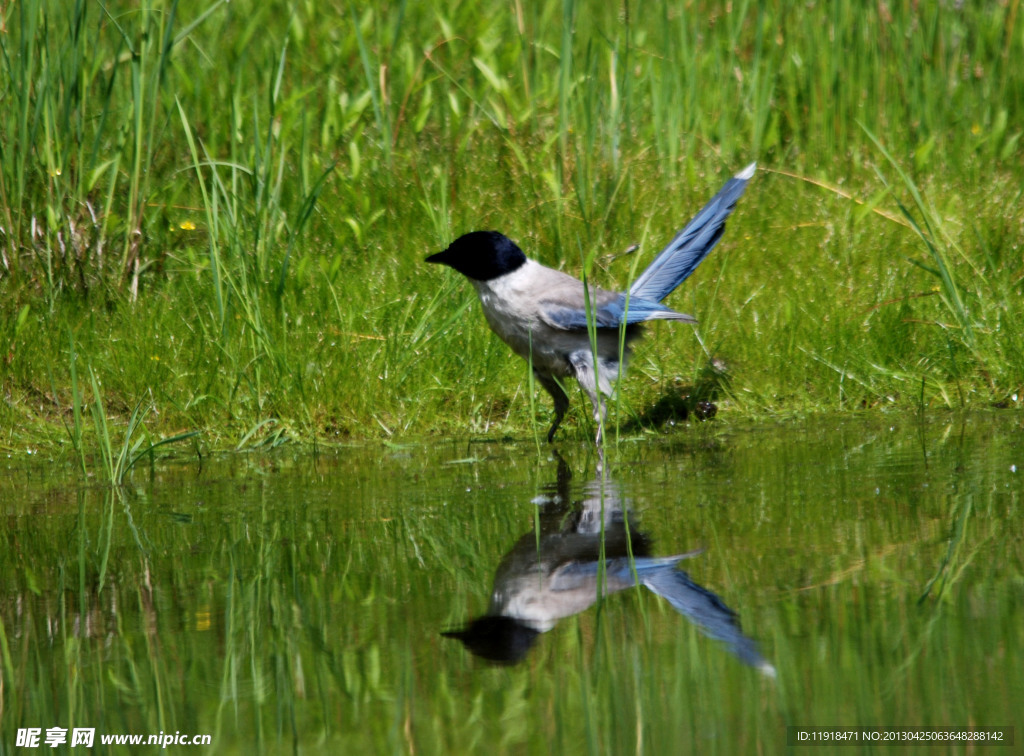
[426,163,755,443]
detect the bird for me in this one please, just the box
[426,163,755,443]
[442,467,774,674]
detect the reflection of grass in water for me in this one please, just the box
[918,497,977,605]
[8,418,1020,746]
[14,417,1023,750]
[0,444,1015,747]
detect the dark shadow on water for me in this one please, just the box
[443,454,774,675]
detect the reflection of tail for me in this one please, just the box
[640,565,776,677]
[576,551,773,674]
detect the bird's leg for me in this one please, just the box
[568,350,611,448]
[534,372,570,443]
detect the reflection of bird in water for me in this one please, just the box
[443,462,775,676]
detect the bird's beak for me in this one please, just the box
[425,249,449,265]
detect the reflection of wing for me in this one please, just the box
[547,561,603,592]
[640,566,776,675]
[551,554,701,593]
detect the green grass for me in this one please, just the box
[1,0,1022,458]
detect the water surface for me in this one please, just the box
[2,413,1021,753]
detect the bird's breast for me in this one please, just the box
[472,274,574,377]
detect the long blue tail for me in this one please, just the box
[629,163,756,303]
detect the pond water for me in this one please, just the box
[2,413,1021,754]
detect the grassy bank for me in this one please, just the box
[1,0,1022,459]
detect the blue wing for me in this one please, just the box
[629,163,755,303]
[541,293,696,330]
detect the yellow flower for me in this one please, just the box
[970,123,982,136]
[179,220,197,231]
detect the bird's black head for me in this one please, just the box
[425,231,527,281]
[441,616,540,665]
